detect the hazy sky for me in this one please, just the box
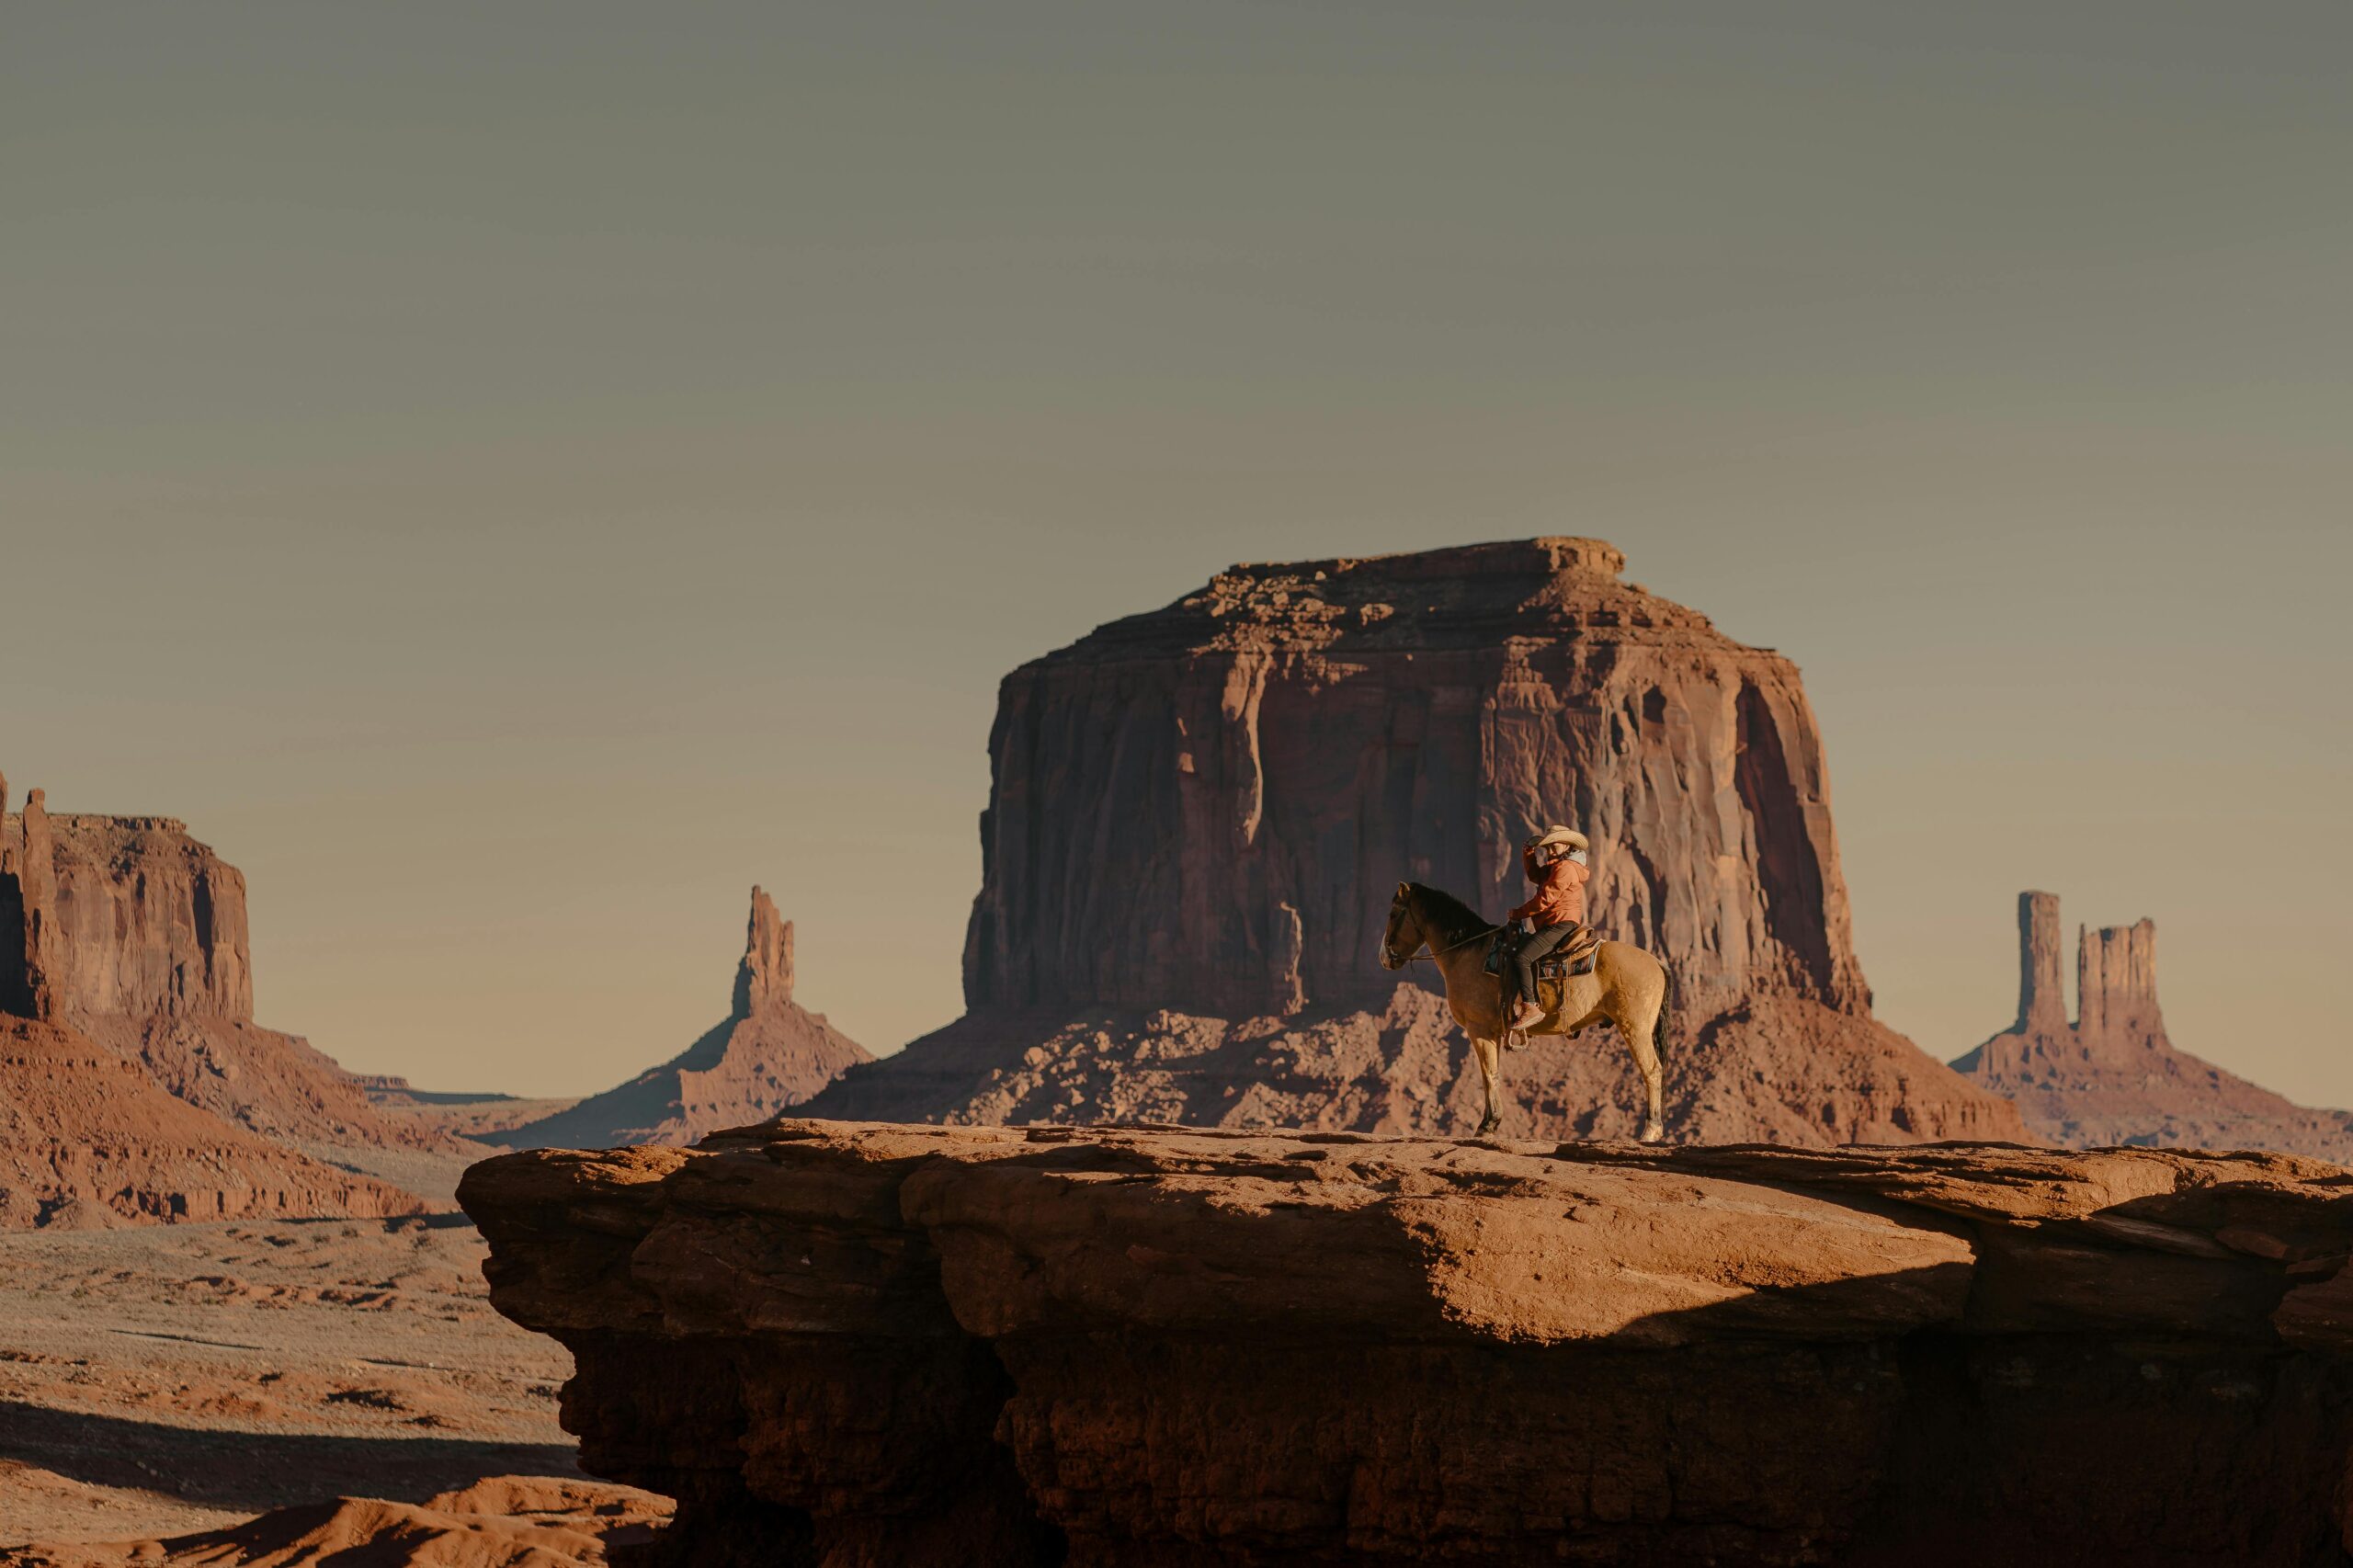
[6,3,2347,1103]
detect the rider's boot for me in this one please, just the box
[1508,999,1543,1029]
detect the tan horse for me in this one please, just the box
[1379,881,1668,1142]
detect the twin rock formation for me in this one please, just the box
[1955,891,2353,1160]
[812,538,2024,1146]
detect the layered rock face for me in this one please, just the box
[36,812,254,1023]
[463,1119,2353,1567]
[497,889,870,1150]
[0,787,444,1152]
[814,538,2022,1145]
[0,1016,427,1229]
[1954,892,2353,1159]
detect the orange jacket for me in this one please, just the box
[1507,848,1588,928]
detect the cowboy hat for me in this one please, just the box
[1525,826,1588,855]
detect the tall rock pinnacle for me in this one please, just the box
[500,886,865,1149]
[2076,918,2162,1050]
[2014,891,2067,1037]
[733,885,795,1017]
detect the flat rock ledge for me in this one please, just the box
[460,1122,2353,1568]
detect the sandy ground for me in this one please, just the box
[0,1213,576,1547]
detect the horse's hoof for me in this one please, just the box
[1639,1120,1665,1143]
[1474,1117,1500,1137]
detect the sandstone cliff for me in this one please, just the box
[0,785,449,1153]
[463,1119,2353,1566]
[0,1016,428,1229]
[497,889,870,1150]
[1955,891,2353,1159]
[811,538,2023,1145]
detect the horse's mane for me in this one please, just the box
[1406,882,1495,945]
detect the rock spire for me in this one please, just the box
[732,885,795,1016]
[497,886,868,1149]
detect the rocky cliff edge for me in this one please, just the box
[462,1120,2353,1567]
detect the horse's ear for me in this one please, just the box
[1396,881,1410,899]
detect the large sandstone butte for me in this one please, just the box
[1954,891,2353,1160]
[810,537,2024,1144]
[1,779,452,1153]
[496,888,870,1150]
[462,1119,2353,1567]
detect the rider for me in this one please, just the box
[1504,826,1590,1028]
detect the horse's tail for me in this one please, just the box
[1653,959,1673,1068]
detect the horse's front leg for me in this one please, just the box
[1471,1036,1501,1136]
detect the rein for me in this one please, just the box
[1401,924,1495,963]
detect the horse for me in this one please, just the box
[1379,881,1668,1142]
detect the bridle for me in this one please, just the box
[1385,897,1495,966]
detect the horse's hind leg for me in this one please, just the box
[1471,1036,1501,1136]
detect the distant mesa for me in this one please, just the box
[494,887,870,1150]
[806,537,2027,1145]
[1,786,458,1156]
[0,769,452,1228]
[1951,892,2353,1160]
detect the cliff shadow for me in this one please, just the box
[0,1399,579,1518]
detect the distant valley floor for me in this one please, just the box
[0,1215,575,1546]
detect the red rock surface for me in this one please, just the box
[462,1119,2353,1566]
[496,889,870,1150]
[0,1476,670,1567]
[1,792,452,1154]
[1953,892,2353,1159]
[0,1016,429,1229]
[812,538,2024,1146]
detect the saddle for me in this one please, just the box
[1483,924,1600,1041]
[1482,923,1603,983]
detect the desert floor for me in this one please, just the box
[0,1209,575,1546]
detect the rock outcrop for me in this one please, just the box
[0,784,449,1153]
[1955,892,2353,1159]
[0,1475,671,1567]
[812,538,2024,1145]
[0,1015,428,1228]
[462,1119,2353,1566]
[496,890,870,1150]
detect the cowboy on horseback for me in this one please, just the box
[1503,825,1591,1029]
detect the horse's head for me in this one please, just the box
[1379,881,1420,970]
